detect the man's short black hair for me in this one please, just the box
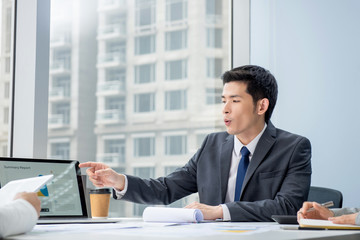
[221,65,278,123]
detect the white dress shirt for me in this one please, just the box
[0,199,38,238]
[221,123,267,220]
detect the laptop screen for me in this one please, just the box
[0,157,87,217]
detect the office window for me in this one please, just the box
[135,0,156,29]
[165,59,187,81]
[206,88,222,105]
[135,35,156,55]
[207,28,222,48]
[134,93,155,112]
[17,0,229,218]
[165,135,187,155]
[165,30,187,51]
[206,58,223,78]
[166,0,187,23]
[134,63,156,84]
[134,137,155,157]
[165,90,187,111]
[51,142,70,160]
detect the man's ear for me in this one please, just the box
[257,98,269,116]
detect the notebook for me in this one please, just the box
[0,157,121,224]
[299,219,360,230]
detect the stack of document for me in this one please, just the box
[143,207,204,223]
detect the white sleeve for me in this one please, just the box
[0,199,38,238]
[113,174,128,199]
[221,204,231,221]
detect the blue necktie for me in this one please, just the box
[234,146,250,201]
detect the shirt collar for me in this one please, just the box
[234,123,267,158]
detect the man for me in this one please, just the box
[298,202,360,225]
[0,192,40,238]
[80,65,312,221]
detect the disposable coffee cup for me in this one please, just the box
[89,188,111,218]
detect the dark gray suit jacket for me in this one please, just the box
[120,122,312,221]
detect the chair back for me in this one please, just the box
[307,186,343,208]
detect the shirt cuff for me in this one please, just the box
[113,174,128,199]
[221,204,231,221]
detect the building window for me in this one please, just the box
[206,88,222,105]
[3,108,9,124]
[134,63,156,84]
[5,57,10,73]
[103,139,125,164]
[165,135,187,155]
[52,49,71,70]
[207,28,222,48]
[135,0,156,29]
[165,90,187,111]
[106,68,126,82]
[134,137,155,157]
[165,59,187,81]
[132,166,155,216]
[166,0,187,23]
[206,58,222,78]
[164,166,180,175]
[134,93,155,113]
[52,102,70,124]
[165,30,187,51]
[105,97,125,111]
[206,0,222,23]
[196,133,207,149]
[51,142,70,160]
[52,76,71,97]
[135,35,156,55]
[4,82,10,99]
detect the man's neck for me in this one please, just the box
[236,122,266,145]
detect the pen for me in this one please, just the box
[306,201,334,213]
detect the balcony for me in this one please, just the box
[97,24,126,40]
[206,14,222,25]
[96,81,125,96]
[48,114,69,129]
[98,0,127,12]
[50,61,71,75]
[49,87,71,101]
[96,110,125,125]
[97,52,126,68]
[50,35,71,48]
[97,153,125,167]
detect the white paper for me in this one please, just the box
[142,207,204,223]
[0,174,53,204]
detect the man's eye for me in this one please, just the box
[233,100,240,103]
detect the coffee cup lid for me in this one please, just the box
[89,188,111,194]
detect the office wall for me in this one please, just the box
[249,0,360,207]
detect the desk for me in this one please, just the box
[6,219,360,240]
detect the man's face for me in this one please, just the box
[222,81,264,139]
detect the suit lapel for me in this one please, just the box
[220,135,233,203]
[240,122,276,198]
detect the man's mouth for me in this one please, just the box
[224,119,231,126]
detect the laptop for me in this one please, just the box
[0,157,121,224]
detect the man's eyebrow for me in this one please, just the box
[221,95,242,98]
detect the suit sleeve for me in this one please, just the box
[225,137,312,221]
[120,135,211,204]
